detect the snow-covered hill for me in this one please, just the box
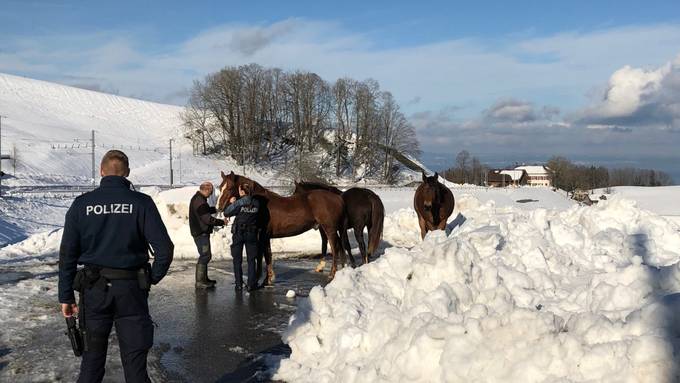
[0,72,268,186]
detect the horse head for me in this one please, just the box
[217,171,261,210]
[217,170,239,211]
[421,172,441,209]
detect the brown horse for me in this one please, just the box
[414,172,455,239]
[293,182,385,266]
[217,171,349,281]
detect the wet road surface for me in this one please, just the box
[0,257,327,382]
[149,259,327,382]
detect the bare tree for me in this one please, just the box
[182,64,423,183]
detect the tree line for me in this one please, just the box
[182,63,419,183]
[440,151,674,189]
[547,156,673,192]
[441,150,489,185]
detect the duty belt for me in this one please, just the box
[99,267,138,280]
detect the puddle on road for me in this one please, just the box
[150,259,328,382]
[0,270,32,285]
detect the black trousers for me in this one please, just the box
[231,230,258,289]
[193,234,212,265]
[78,280,153,383]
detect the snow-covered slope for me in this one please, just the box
[0,72,264,186]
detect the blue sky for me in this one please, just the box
[1,0,680,180]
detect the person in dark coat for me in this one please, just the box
[189,182,225,289]
[58,150,174,383]
[223,182,260,291]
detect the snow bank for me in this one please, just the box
[274,195,680,383]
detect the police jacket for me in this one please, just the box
[223,196,260,231]
[58,176,174,303]
[189,192,225,237]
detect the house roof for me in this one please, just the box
[500,170,525,181]
[487,170,512,183]
[515,165,551,175]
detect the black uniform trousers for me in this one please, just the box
[193,234,212,265]
[78,280,153,383]
[231,229,258,289]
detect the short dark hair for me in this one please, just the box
[239,182,252,196]
[100,150,130,176]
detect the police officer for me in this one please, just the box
[189,182,225,289]
[223,182,260,292]
[58,150,174,383]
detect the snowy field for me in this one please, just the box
[597,186,680,227]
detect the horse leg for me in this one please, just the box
[436,218,447,232]
[418,216,428,239]
[263,238,275,286]
[324,226,340,281]
[354,225,368,265]
[342,225,356,268]
[320,229,328,257]
[315,230,328,273]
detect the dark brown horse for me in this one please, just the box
[414,172,454,239]
[217,171,349,281]
[294,182,385,266]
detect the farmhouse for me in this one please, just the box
[500,169,527,186]
[486,170,513,187]
[515,165,553,187]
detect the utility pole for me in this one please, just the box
[12,144,16,176]
[169,139,174,187]
[91,130,96,187]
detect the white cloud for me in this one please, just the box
[3,20,680,112]
[578,55,680,131]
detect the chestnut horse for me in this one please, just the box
[216,171,349,282]
[414,172,455,239]
[293,182,385,266]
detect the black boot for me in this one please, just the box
[195,264,215,289]
[205,265,216,285]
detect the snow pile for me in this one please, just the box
[274,195,680,383]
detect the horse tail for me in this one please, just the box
[368,194,385,257]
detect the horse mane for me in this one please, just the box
[233,174,281,198]
[296,181,342,195]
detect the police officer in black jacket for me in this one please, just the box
[223,182,260,291]
[58,150,174,383]
[189,182,225,289]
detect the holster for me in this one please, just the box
[137,263,151,291]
